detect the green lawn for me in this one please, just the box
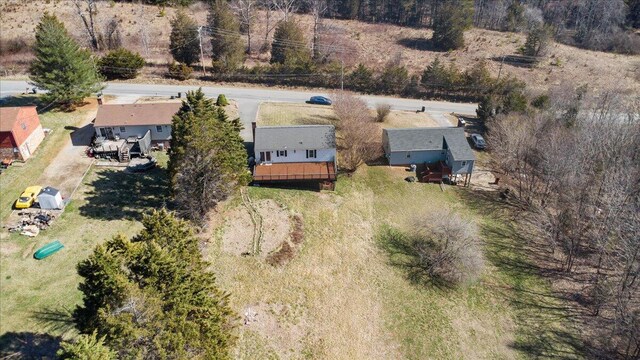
[204,166,582,359]
[0,98,95,220]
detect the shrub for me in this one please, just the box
[375,103,391,122]
[167,61,193,81]
[381,210,485,287]
[216,94,229,106]
[98,48,145,80]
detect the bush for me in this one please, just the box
[166,61,193,81]
[98,48,145,80]
[375,103,391,122]
[380,210,485,287]
[216,94,229,106]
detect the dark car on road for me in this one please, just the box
[308,96,332,105]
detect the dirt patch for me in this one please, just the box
[221,206,254,256]
[290,215,304,245]
[255,199,291,257]
[470,165,499,192]
[266,241,294,266]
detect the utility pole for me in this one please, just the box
[497,55,506,81]
[198,26,207,76]
[340,58,344,91]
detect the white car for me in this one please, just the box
[470,134,486,150]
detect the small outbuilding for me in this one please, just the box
[37,186,64,210]
[0,106,45,161]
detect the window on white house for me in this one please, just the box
[156,126,163,132]
[406,152,411,158]
[462,161,467,166]
[306,149,317,158]
[120,127,126,132]
[277,150,287,157]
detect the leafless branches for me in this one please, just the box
[331,91,381,171]
[72,0,100,51]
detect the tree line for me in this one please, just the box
[486,84,640,358]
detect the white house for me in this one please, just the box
[94,103,182,148]
[252,123,337,185]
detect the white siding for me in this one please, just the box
[446,149,474,174]
[95,124,171,142]
[255,148,336,164]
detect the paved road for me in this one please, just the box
[0,80,478,139]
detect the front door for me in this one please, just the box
[261,151,271,162]
[105,127,114,139]
[99,128,107,137]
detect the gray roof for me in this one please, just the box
[255,125,336,150]
[384,127,475,161]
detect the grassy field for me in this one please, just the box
[257,102,441,128]
[0,95,170,355]
[204,166,581,359]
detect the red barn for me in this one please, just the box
[0,106,45,161]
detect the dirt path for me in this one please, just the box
[36,112,96,198]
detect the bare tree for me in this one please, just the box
[231,0,257,54]
[258,0,279,52]
[331,91,381,171]
[272,0,298,21]
[73,0,100,51]
[305,0,327,59]
[410,210,485,286]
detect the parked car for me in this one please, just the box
[308,96,332,105]
[15,186,42,209]
[470,134,486,150]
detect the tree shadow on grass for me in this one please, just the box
[79,167,170,221]
[376,225,452,290]
[31,306,75,335]
[0,332,61,359]
[457,188,592,358]
[397,37,446,52]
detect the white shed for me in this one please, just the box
[38,186,64,210]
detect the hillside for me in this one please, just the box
[1,0,638,94]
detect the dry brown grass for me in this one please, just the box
[1,1,636,94]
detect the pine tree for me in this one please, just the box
[29,13,103,109]
[522,26,552,57]
[169,89,250,223]
[431,0,473,51]
[73,210,236,358]
[347,63,374,93]
[270,20,311,66]
[57,332,116,360]
[377,62,409,94]
[421,57,448,89]
[170,10,200,66]
[209,0,245,71]
[98,48,145,80]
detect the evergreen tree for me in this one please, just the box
[98,48,145,80]
[73,210,236,359]
[522,26,552,57]
[431,0,473,51]
[57,332,116,360]
[169,89,250,223]
[270,20,311,66]
[347,63,374,93]
[377,62,409,94]
[170,10,200,66]
[29,13,103,109]
[209,0,245,71]
[421,57,448,88]
[504,1,525,31]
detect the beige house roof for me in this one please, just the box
[94,103,182,127]
[0,106,38,132]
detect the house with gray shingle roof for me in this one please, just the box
[383,127,475,176]
[251,123,337,186]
